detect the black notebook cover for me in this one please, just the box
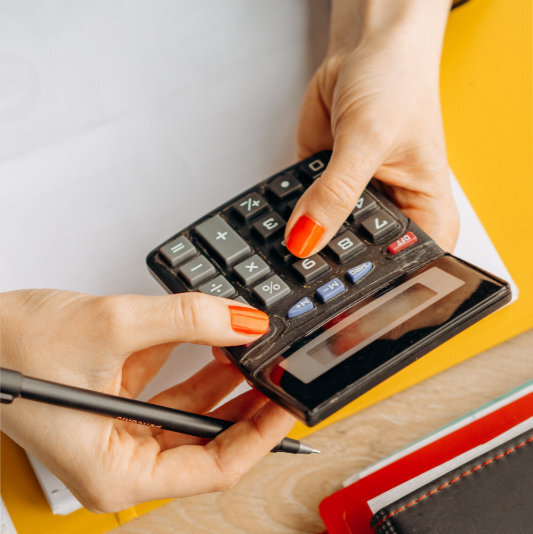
[370,429,533,534]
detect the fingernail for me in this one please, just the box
[229,305,269,335]
[286,215,325,258]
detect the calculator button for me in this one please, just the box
[388,232,418,254]
[178,255,217,287]
[234,295,250,305]
[199,275,236,298]
[195,215,251,266]
[346,261,373,284]
[232,193,269,222]
[287,297,315,319]
[326,231,364,263]
[360,209,400,241]
[252,212,285,242]
[252,275,291,307]
[280,198,298,220]
[266,172,303,201]
[234,254,271,285]
[351,192,377,219]
[316,278,346,303]
[292,255,330,284]
[160,236,196,267]
[298,153,331,184]
[272,240,293,263]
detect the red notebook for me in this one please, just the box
[318,382,533,534]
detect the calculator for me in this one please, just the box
[147,151,511,426]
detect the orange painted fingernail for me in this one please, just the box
[229,305,269,335]
[286,215,325,258]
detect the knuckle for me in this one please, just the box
[212,463,241,492]
[170,292,206,333]
[208,441,243,492]
[92,295,133,343]
[317,173,360,215]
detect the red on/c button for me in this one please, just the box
[388,232,418,254]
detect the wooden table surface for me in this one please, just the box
[111,329,533,534]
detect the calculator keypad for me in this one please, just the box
[151,152,435,354]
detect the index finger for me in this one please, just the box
[285,125,384,258]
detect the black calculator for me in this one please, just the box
[147,151,511,425]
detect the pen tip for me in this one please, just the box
[311,448,321,454]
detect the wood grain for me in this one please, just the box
[111,329,533,534]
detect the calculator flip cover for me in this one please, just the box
[147,152,511,426]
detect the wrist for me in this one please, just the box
[329,0,452,58]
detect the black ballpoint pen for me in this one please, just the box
[0,368,320,455]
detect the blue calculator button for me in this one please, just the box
[346,261,373,284]
[316,278,345,303]
[287,297,315,319]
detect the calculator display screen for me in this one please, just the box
[279,267,464,384]
[257,255,508,423]
[306,284,436,365]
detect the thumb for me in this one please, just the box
[90,293,269,353]
[285,123,385,258]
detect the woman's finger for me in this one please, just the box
[121,342,177,398]
[156,388,269,451]
[89,293,269,354]
[144,401,295,500]
[285,116,385,257]
[148,360,244,414]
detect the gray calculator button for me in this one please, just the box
[252,275,291,307]
[234,254,271,285]
[160,236,196,267]
[199,275,236,298]
[195,215,251,266]
[178,255,216,287]
[234,295,250,305]
[360,209,400,241]
[351,192,377,219]
[232,193,269,221]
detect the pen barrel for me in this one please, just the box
[20,377,231,438]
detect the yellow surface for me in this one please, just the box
[2,1,531,531]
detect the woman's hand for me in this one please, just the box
[285,0,459,257]
[0,289,294,512]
